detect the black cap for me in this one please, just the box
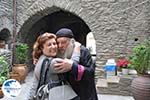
[56,28,74,38]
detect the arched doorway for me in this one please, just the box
[23,10,91,45]
[0,28,11,49]
[19,10,91,69]
[0,28,11,41]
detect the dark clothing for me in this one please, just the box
[67,46,98,100]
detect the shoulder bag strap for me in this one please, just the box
[57,73,68,85]
[37,58,52,90]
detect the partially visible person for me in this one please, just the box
[54,28,98,100]
[29,32,80,100]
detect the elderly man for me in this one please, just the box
[54,28,98,100]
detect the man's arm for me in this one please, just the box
[70,46,96,81]
[53,46,96,81]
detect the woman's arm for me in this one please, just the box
[71,41,81,63]
[27,75,39,100]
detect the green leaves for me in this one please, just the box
[129,39,150,74]
[0,56,9,85]
[16,43,29,64]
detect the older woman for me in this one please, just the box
[29,32,80,100]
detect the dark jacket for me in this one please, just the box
[67,46,98,100]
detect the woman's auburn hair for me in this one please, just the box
[32,32,56,60]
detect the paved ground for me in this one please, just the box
[0,72,135,100]
[97,95,134,100]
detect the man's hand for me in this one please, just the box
[53,59,73,73]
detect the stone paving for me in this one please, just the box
[0,72,135,100]
[96,75,136,96]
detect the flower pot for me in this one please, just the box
[131,75,150,100]
[122,68,129,75]
[12,64,28,83]
[10,72,21,83]
[0,87,4,99]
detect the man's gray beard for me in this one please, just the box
[57,51,65,58]
[57,39,75,59]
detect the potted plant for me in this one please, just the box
[129,39,150,100]
[0,56,9,98]
[0,56,9,84]
[12,43,29,83]
[15,43,29,64]
[116,57,130,75]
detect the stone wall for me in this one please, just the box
[94,0,150,67]
[96,75,137,96]
[0,0,150,68]
[0,0,13,34]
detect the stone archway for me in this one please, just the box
[18,6,92,69]
[0,28,11,41]
[17,0,97,38]
[16,0,101,47]
[20,10,91,46]
[0,28,11,49]
[16,0,99,69]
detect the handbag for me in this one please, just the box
[33,58,78,100]
[48,80,77,100]
[33,84,48,100]
[34,82,78,100]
